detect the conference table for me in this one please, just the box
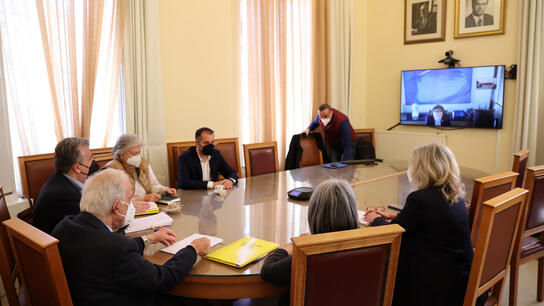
[141,161,487,299]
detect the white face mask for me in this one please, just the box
[117,200,135,227]
[126,155,141,168]
[320,117,331,126]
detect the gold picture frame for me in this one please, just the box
[404,0,447,44]
[455,0,506,38]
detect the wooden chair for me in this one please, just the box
[463,188,529,306]
[354,128,375,148]
[167,138,242,188]
[243,141,279,177]
[512,149,530,188]
[3,218,72,306]
[290,224,404,306]
[468,171,518,246]
[509,165,544,306]
[0,185,25,306]
[299,136,323,167]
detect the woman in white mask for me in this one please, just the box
[106,134,176,213]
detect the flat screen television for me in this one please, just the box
[400,65,505,129]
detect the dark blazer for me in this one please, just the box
[177,146,238,190]
[465,13,494,27]
[261,248,291,306]
[284,133,330,170]
[425,114,451,127]
[52,212,197,306]
[372,187,473,306]
[33,172,82,234]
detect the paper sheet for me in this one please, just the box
[161,233,223,255]
[357,210,370,226]
[125,212,173,233]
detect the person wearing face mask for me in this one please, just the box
[177,127,238,190]
[34,137,100,234]
[106,134,176,212]
[304,104,357,162]
[52,169,210,306]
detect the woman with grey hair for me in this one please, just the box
[260,178,359,306]
[106,134,176,206]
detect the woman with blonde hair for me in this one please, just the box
[365,142,473,306]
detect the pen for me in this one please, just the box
[151,226,163,232]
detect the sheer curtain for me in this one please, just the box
[329,0,352,115]
[512,0,544,166]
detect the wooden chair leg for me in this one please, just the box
[509,263,519,306]
[538,258,544,302]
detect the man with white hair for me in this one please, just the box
[52,168,210,305]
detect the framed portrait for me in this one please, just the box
[404,0,446,44]
[455,0,505,38]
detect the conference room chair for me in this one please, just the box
[243,141,279,177]
[0,185,26,306]
[3,218,72,306]
[509,165,544,306]
[167,138,242,187]
[17,148,112,224]
[299,135,323,167]
[290,224,404,306]
[468,171,518,246]
[512,149,530,188]
[463,188,529,306]
[354,128,376,148]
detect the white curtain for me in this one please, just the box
[123,0,169,185]
[513,0,544,166]
[328,0,353,115]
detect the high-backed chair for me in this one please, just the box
[243,141,279,177]
[3,218,72,306]
[290,224,404,306]
[167,138,242,188]
[299,136,323,167]
[354,128,375,148]
[512,149,530,188]
[0,185,25,306]
[509,165,544,306]
[468,171,518,246]
[463,188,528,306]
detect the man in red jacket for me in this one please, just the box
[304,104,356,161]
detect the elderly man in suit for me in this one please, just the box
[52,168,210,306]
[177,127,238,190]
[465,0,494,27]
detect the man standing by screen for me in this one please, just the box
[465,0,494,28]
[304,104,357,162]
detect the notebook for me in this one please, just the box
[161,233,223,255]
[125,212,173,233]
[135,202,160,216]
[157,194,181,205]
[205,237,279,268]
[322,162,348,169]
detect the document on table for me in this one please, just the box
[125,212,173,233]
[357,210,370,226]
[161,233,223,255]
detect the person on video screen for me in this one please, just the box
[425,105,451,127]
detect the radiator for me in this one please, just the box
[375,130,447,161]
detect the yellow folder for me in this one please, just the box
[135,202,160,216]
[205,237,279,268]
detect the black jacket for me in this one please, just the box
[177,146,238,189]
[372,187,473,306]
[284,133,329,170]
[52,212,197,306]
[33,172,82,234]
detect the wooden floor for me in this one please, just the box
[1,261,543,305]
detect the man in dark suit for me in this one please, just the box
[177,127,238,190]
[52,168,210,306]
[465,0,494,28]
[33,137,99,234]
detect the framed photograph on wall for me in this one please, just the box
[404,0,446,44]
[455,0,505,38]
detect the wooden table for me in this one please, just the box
[142,161,487,299]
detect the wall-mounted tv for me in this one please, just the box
[400,65,505,129]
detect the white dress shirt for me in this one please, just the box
[198,154,214,189]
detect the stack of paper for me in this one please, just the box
[161,233,223,255]
[357,210,370,226]
[125,212,173,233]
[135,202,160,216]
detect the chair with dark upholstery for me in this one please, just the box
[299,136,323,168]
[167,141,194,189]
[354,128,375,148]
[290,224,404,306]
[509,165,544,306]
[243,141,279,177]
[3,218,72,306]
[0,185,26,306]
[468,171,518,246]
[463,188,528,306]
[512,149,530,188]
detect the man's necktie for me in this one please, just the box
[478,18,483,26]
